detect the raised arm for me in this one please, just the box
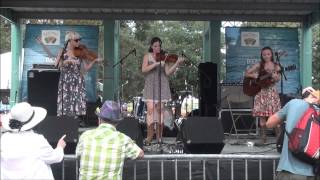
[141,54,160,73]
[82,58,103,72]
[165,56,184,76]
[244,63,260,79]
[272,63,281,82]
[54,49,64,68]
[35,36,55,58]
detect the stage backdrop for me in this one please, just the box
[21,24,99,102]
[225,27,300,95]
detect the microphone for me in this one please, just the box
[275,50,288,57]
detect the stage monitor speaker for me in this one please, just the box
[181,117,224,154]
[116,117,143,148]
[28,70,60,116]
[199,62,217,116]
[220,83,253,109]
[34,115,78,154]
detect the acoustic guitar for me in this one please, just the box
[242,64,297,96]
[243,71,273,96]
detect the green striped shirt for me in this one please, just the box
[76,123,141,180]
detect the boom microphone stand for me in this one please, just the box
[113,48,136,109]
[275,52,287,107]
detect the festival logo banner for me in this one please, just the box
[21,24,99,103]
[225,27,300,95]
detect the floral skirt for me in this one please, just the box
[252,85,281,117]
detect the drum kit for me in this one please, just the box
[131,89,198,131]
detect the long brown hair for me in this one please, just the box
[259,46,275,74]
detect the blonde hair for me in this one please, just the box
[64,31,81,42]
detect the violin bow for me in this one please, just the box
[55,40,70,69]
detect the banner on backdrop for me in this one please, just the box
[225,27,300,95]
[21,24,99,102]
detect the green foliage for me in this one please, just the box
[312,24,320,89]
[0,18,11,53]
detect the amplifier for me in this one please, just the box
[220,83,253,109]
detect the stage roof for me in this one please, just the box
[1,0,319,23]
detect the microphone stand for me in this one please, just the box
[56,40,69,69]
[113,49,135,108]
[158,54,165,150]
[181,53,196,116]
[275,52,287,107]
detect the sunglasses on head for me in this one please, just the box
[73,38,81,42]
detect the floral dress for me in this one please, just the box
[57,55,86,116]
[252,67,281,117]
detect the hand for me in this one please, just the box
[252,73,259,79]
[94,58,104,64]
[177,57,185,65]
[57,134,66,149]
[156,61,164,67]
[302,87,315,94]
[35,36,43,44]
[67,60,79,65]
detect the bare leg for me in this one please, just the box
[155,102,164,143]
[259,117,267,143]
[145,102,156,144]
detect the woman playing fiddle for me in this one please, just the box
[142,37,184,145]
[36,32,101,120]
[54,31,102,117]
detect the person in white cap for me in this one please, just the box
[1,102,67,180]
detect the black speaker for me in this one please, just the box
[220,83,253,109]
[116,117,144,148]
[199,63,218,116]
[28,70,60,116]
[181,117,224,154]
[34,115,79,154]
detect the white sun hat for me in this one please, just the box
[2,102,47,132]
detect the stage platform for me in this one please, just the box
[141,135,278,155]
[50,132,280,180]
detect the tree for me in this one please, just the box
[0,18,11,54]
[120,21,205,102]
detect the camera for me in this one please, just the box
[301,91,311,99]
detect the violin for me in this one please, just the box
[73,44,98,61]
[155,52,178,63]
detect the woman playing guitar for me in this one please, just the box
[244,46,281,143]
